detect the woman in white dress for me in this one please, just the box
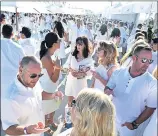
[91,41,119,92]
[64,36,94,107]
[39,32,64,128]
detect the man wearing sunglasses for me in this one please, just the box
[1,56,63,135]
[104,45,157,136]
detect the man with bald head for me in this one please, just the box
[1,56,63,135]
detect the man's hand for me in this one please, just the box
[121,122,133,130]
[26,124,50,134]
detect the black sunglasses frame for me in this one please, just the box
[30,73,44,79]
[135,55,153,64]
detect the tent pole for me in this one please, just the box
[15,7,18,31]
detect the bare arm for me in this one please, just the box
[91,78,95,88]
[5,125,25,135]
[135,107,156,125]
[41,56,60,83]
[5,124,49,135]
[42,91,55,100]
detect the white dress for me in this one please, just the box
[39,69,61,115]
[64,54,94,98]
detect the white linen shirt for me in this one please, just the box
[1,38,25,98]
[106,68,157,136]
[1,78,44,136]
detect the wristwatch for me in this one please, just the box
[131,121,139,129]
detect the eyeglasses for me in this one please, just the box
[71,99,76,107]
[30,73,44,79]
[135,55,153,64]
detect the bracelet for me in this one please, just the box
[24,127,28,135]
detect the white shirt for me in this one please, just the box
[107,68,157,136]
[1,78,44,136]
[143,109,157,136]
[1,38,25,98]
[19,38,36,56]
[148,51,157,74]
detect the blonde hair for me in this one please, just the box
[98,41,118,66]
[152,67,158,79]
[120,39,149,65]
[73,88,115,136]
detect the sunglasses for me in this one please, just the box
[71,99,76,107]
[30,73,44,79]
[136,55,153,64]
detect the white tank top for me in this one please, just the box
[39,69,59,93]
[94,64,116,92]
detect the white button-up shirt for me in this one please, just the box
[107,68,157,136]
[1,78,44,136]
[1,38,25,98]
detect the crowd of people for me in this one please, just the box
[0,10,157,136]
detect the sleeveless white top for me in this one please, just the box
[94,64,116,92]
[39,69,59,93]
[39,69,61,115]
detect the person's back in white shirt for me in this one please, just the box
[19,38,36,56]
[1,38,25,98]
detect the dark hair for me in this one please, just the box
[119,21,124,27]
[40,32,58,59]
[2,24,13,38]
[0,14,5,23]
[137,24,143,29]
[54,21,64,38]
[62,18,67,25]
[135,32,145,39]
[99,24,107,35]
[133,45,152,56]
[142,31,147,39]
[110,28,120,38]
[72,36,90,59]
[21,27,31,38]
[136,30,141,33]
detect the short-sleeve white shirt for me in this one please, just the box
[107,68,157,124]
[1,78,44,136]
